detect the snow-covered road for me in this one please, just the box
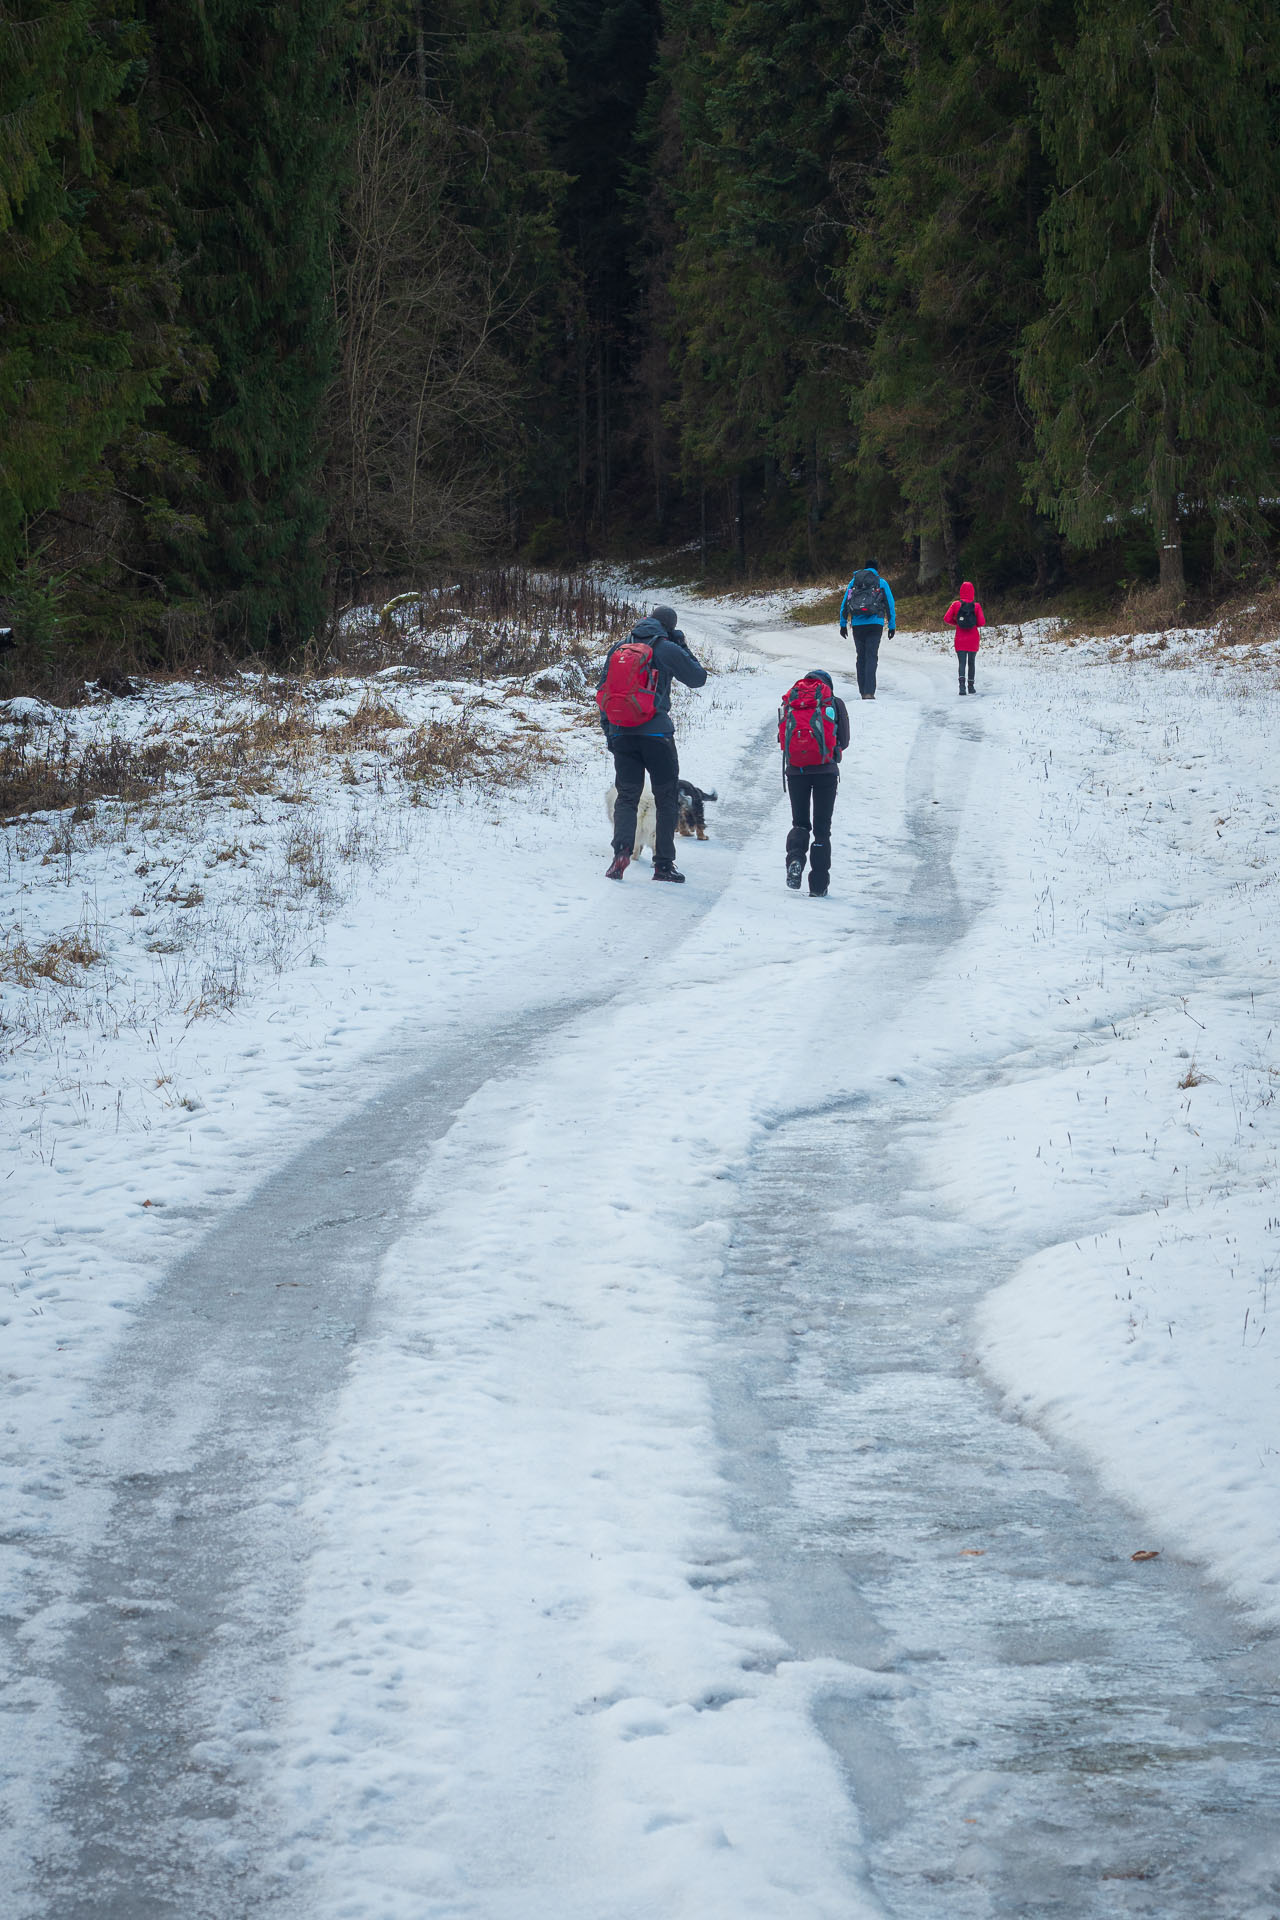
[4,597,1280,1915]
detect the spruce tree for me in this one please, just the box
[1021,0,1280,593]
[549,0,660,544]
[656,0,889,568]
[143,0,349,648]
[0,0,165,591]
[849,0,1063,588]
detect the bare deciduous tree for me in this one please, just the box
[326,69,521,586]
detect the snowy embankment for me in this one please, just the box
[3,588,1280,1914]
[913,616,1280,1621]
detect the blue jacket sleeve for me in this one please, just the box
[656,635,708,688]
[880,577,896,631]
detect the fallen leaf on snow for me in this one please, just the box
[1131,1549,1160,1562]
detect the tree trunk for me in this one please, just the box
[918,526,945,587]
[414,2,427,108]
[806,434,821,569]
[732,471,746,575]
[939,479,959,585]
[1154,488,1184,599]
[652,405,663,534]
[595,333,608,538]
[699,486,707,567]
[576,327,588,555]
[1032,520,1063,594]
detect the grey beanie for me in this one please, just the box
[652,604,678,634]
[807,668,834,689]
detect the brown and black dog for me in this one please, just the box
[676,780,717,839]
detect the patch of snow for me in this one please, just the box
[1,696,60,725]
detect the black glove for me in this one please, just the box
[839,626,847,638]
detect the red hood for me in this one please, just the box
[959,581,975,601]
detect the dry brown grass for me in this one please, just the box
[0,732,187,820]
[331,569,637,680]
[329,694,411,746]
[1214,587,1280,649]
[1177,1061,1215,1089]
[391,709,558,795]
[0,932,103,985]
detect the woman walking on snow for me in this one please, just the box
[944,581,985,695]
[778,668,850,897]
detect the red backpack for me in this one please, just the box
[779,676,838,769]
[597,636,659,727]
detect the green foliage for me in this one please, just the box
[849,0,1065,587]
[662,3,859,492]
[9,0,1280,665]
[0,1,169,588]
[1021,0,1280,591]
[520,0,659,545]
[640,0,901,570]
[142,0,351,649]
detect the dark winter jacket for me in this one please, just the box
[839,569,896,633]
[597,618,708,741]
[944,581,986,651]
[830,695,851,761]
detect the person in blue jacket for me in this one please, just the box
[838,560,896,700]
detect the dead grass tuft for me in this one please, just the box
[0,932,103,985]
[1177,1062,1215,1089]
[330,694,410,745]
[0,732,186,820]
[332,569,637,681]
[1215,587,1280,650]
[1116,581,1183,631]
[391,709,560,795]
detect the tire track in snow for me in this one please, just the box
[713,663,1280,1917]
[19,701,786,1919]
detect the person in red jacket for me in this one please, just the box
[944,580,985,695]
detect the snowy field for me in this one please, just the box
[3,592,1280,1915]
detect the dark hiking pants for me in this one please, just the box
[957,649,976,691]
[786,765,839,894]
[612,733,680,864]
[852,625,883,697]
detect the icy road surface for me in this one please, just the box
[4,598,1280,1916]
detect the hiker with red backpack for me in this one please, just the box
[944,580,985,694]
[597,604,707,883]
[778,669,851,897]
[838,560,896,700]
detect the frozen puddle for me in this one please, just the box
[716,1099,1280,1917]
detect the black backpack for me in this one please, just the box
[955,600,979,630]
[844,569,888,620]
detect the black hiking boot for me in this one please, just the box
[605,849,630,880]
[652,860,685,883]
[786,858,804,890]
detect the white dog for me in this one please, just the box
[605,780,657,859]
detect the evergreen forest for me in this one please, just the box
[3,0,1280,677]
